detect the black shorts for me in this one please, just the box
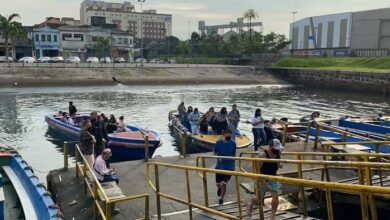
[216,173,231,184]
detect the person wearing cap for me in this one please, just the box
[214,128,237,205]
[246,139,283,220]
[93,148,119,184]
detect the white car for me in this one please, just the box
[86,57,99,63]
[50,56,64,63]
[0,56,13,62]
[18,57,36,63]
[36,56,51,63]
[149,59,156,64]
[100,57,112,63]
[114,57,125,63]
[65,56,81,63]
[135,58,146,63]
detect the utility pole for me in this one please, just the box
[138,0,145,66]
[291,11,298,54]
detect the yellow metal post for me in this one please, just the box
[325,189,334,220]
[145,196,150,220]
[145,135,149,162]
[201,158,209,207]
[75,145,80,178]
[155,165,162,220]
[106,202,112,220]
[282,124,288,146]
[305,122,311,142]
[63,141,68,170]
[360,192,369,220]
[255,178,264,220]
[181,133,187,157]
[234,176,243,218]
[185,169,193,220]
[297,155,308,215]
[93,182,98,218]
[314,123,320,149]
[83,162,88,194]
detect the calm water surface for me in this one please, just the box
[0,84,389,180]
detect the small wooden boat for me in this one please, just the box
[0,147,62,219]
[168,110,252,152]
[45,113,161,160]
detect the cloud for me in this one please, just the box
[147,3,207,12]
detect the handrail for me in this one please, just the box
[147,161,390,220]
[62,141,82,170]
[139,130,150,161]
[270,119,311,144]
[73,144,150,220]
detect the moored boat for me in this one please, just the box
[0,147,62,219]
[45,113,161,160]
[168,110,252,152]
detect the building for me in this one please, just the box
[290,7,390,56]
[33,26,61,58]
[80,0,172,40]
[58,25,88,60]
[199,17,263,36]
[61,17,81,26]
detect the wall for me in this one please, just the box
[269,68,390,95]
[290,12,351,50]
[351,7,390,50]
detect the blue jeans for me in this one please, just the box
[101,175,119,185]
[252,128,266,151]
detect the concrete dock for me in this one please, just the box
[47,141,386,219]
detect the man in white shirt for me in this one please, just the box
[116,116,128,132]
[93,148,119,184]
[68,113,75,126]
[188,108,200,134]
[250,108,266,151]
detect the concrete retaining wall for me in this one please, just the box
[269,68,390,95]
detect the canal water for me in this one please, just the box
[0,84,389,181]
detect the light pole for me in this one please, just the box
[160,28,169,62]
[138,0,145,66]
[291,11,298,54]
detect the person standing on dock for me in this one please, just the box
[177,102,186,123]
[228,104,240,140]
[79,120,96,168]
[251,108,266,151]
[69,101,77,116]
[214,128,236,205]
[246,139,283,220]
[188,108,200,134]
[90,111,109,156]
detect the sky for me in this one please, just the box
[1,0,390,39]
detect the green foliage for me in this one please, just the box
[175,41,192,55]
[93,37,112,57]
[0,13,25,60]
[272,57,390,73]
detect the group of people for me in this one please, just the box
[213,129,283,220]
[177,102,241,136]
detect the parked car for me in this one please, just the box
[0,56,13,62]
[100,57,112,63]
[149,59,156,64]
[36,56,51,63]
[50,56,64,63]
[65,56,81,63]
[18,57,36,63]
[114,57,125,63]
[135,58,146,63]
[86,57,99,63]
[168,58,176,64]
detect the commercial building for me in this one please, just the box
[290,7,390,56]
[199,17,263,36]
[58,25,88,60]
[80,0,172,40]
[33,26,61,58]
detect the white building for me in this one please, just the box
[80,0,172,40]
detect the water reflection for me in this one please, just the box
[0,84,389,180]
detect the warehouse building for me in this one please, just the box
[290,7,390,56]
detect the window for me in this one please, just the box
[62,33,72,40]
[92,36,98,42]
[41,34,46,42]
[54,35,57,42]
[35,34,39,42]
[74,34,84,41]
[123,38,129,45]
[117,38,123,44]
[47,34,52,42]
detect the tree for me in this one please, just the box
[263,32,290,53]
[0,13,24,61]
[175,41,192,55]
[243,9,259,42]
[93,37,112,57]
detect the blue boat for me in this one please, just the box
[45,113,161,160]
[0,147,62,220]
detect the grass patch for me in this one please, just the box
[271,57,390,73]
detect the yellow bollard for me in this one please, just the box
[63,141,68,170]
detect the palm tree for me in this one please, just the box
[0,13,23,61]
[243,9,259,42]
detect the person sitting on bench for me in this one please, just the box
[93,148,119,184]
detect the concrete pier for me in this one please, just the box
[46,141,372,219]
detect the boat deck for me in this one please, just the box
[47,141,390,219]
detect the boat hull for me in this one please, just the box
[45,114,161,160]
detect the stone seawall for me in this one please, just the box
[0,66,285,87]
[268,68,390,95]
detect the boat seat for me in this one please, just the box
[2,166,39,220]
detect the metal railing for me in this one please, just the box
[63,143,150,220]
[271,118,311,145]
[147,159,390,220]
[139,130,150,162]
[170,120,188,157]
